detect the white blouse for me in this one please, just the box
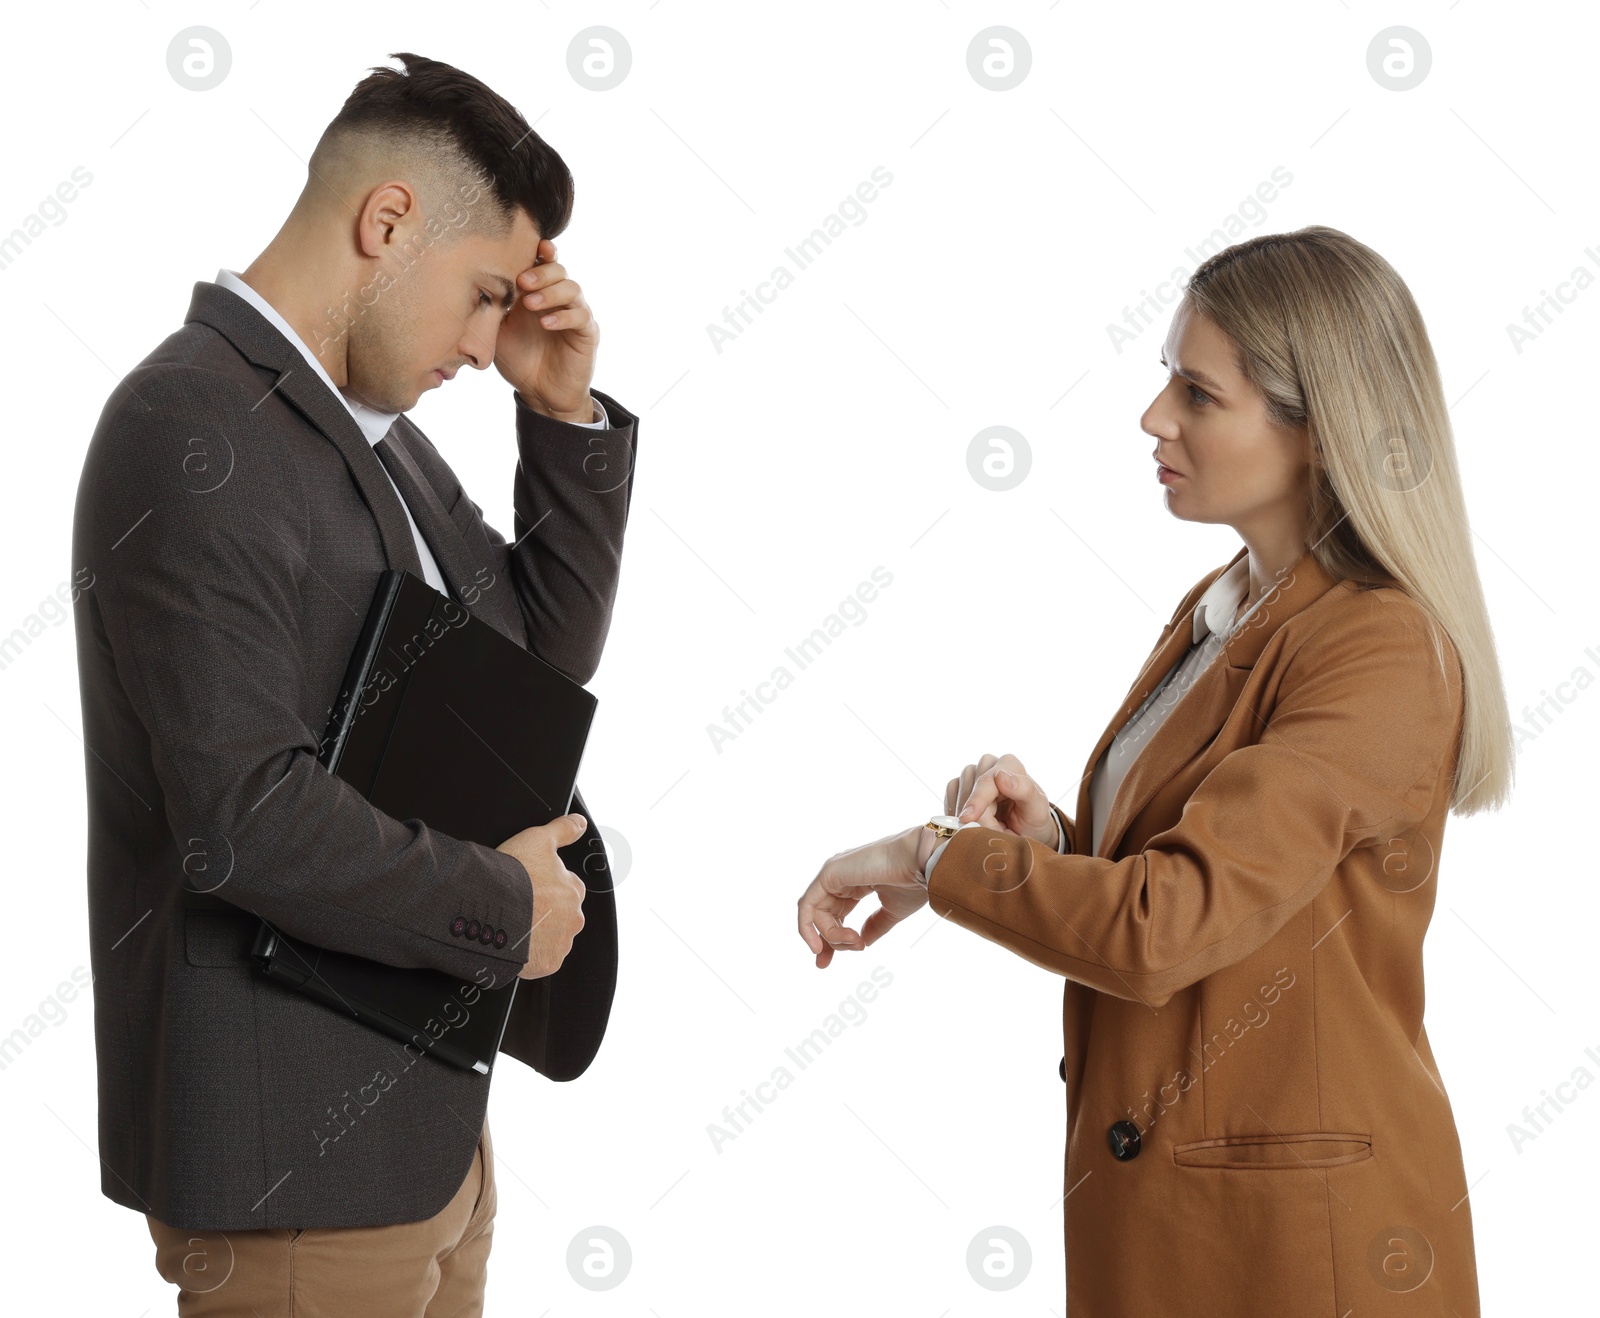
[1085,553,1259,856]
[925,553,1260,879]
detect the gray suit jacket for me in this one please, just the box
[70,279,636,1230]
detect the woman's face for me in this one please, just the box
[1141,306,1313,548]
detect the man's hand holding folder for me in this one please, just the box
[499,811,591,980]
[247,566,610,1072]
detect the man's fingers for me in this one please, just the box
[520,261,565,286]
[535,309,589,332]
[534,297,595,333]
[523,276,580,307]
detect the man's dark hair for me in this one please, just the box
[308,51,573,242]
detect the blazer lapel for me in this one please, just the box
[1078,546,1342,860]
[375,418,524,645]
[183,280,425,583]
[185,280,525,645]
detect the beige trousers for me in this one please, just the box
[146,1117,497,1317]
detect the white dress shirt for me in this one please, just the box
[924,553,1261,881]
[214,268,610,600]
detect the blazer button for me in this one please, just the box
[478,924,494,945]
[493,929,508,949]
[1059,1056,1066,1083]
[450,916,467,937]
[1107,1120,1142,1161]
[466,920,481,940]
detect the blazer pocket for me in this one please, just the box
[1172,1131,1373,1170]
[184,909,258,968]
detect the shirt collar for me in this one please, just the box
[1192,554,1253,644]
[214,268,398,447]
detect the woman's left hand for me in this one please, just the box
[797,826,927,968]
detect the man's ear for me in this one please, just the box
[356,181,420,258]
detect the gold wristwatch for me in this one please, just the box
[917,814,976,887]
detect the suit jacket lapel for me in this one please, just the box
[376,418,524,645]
[1078,545,1342,861]
[184,281,426,585]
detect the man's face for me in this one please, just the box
[344,205,542,414]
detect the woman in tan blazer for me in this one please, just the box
[798,226,1513,1317]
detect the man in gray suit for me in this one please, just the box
[70,51,635,1314]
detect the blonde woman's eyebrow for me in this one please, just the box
[1159,352,1225,394]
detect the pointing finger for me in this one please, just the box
[959,769,1001,821]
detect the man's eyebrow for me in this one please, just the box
[480,271,517,312]
[1158,351,1225,394]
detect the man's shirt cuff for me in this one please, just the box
[571,398,609,429]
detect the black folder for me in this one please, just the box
[249,568,597,1075]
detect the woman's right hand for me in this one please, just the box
[948,753,1059,847]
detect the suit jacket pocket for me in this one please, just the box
[184,909,259,968]
[1172,1131,1372,1170]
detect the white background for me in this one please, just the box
[1,1,1595,1313]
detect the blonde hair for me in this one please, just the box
[1181,225,1513,815]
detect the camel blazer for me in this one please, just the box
[926,545,1481,1317]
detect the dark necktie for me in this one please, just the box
[372,427,450,597]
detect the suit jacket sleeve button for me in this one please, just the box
[466,919,481,940]
[450,916,467,937]
[493,929,507,949]
[1108,1120,1142,1160]
[478,924,495,945]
